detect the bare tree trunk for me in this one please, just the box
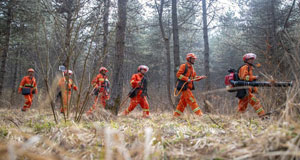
[101,0,110,67]
[107,0,128,115]
[172,0,180,105]
[156,0,174,109]
[172,0,180,79]
[270,0,278,57]
[202,0,211,113]
[10,50,20,105]
[202,0,210,91]
[0,0,13,98]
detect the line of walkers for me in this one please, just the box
[18,52,267,118]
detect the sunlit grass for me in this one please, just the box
[0,108,299,159]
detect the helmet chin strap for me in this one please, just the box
[188,58,194,65]
[245,60,254,66]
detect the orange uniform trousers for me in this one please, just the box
[61,91,71,113]
[23,94,34,110]
[174,89,203,117]
[123,94,149,117]
[87,92,108,114]
[238,91,265,116]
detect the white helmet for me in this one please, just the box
[138,65,149,72]
[243,53,257,62]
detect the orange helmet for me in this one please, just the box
[243,53,256,62]
[99,67,108,73]
[27,68,34,72]
[64,70,73,75]
[138,65,149,72]
[186,53,197,61]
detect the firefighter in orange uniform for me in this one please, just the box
[18,68,38,111]
[123,65,150,118]
[237,53,266,117]
[87,67,110,114]
[58,70,78,113]
[174,53,207,117]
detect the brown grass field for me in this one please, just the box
[0,106,300,160]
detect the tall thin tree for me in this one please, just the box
[155,0,174,109]
[101,0,110,67]
[0,0,14,98]
[202,0,210,91]
[107,0,128,115]
[172,0,180,105]
[172,0,180,81]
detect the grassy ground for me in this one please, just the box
[0,108,300,160]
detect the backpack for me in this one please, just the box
[224,64,249,92]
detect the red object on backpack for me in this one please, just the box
[225,73,234,86]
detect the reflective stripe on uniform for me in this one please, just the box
[189,97,195,103]
[245,75,250,81]
[175,109,183,115]
[99,78,104,82]
[143,109,149,112]
[19,86,23,88]
[256,107,264,113]
[193,107,201,113]
[24,84,33,87]
[251,97,257,102]
[179,75,184,80]
[130,80,135,84]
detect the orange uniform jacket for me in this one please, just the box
[238,64,258,92]
[177,63,202,89]
[58,77,78,92]
[18,76,38,94]
[130,73,145,96]
[238,64,257,81]
[91,74,109,92]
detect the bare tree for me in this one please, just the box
[172,0,180,81]
[202,0,210,91]
[107,0,128,115]
[10,50,20,105]
[0,0,14,98]
[101,0,110,67]
[155,0,174,109]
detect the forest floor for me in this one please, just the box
[0,108,300,160]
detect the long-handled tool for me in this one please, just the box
[119,78,146,112]
[230,80,293,87]
[173,76,207,97]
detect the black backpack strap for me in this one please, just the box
[183,63,188,77]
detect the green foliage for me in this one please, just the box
[33,121,55,133]
[0,127,8,138]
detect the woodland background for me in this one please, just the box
[0,0,300,116]
[1,0,300,159]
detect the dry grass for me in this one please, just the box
[0,108,300,160]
